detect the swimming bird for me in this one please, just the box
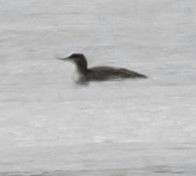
[58,53,147,83]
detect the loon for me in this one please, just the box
[58,53,147,83]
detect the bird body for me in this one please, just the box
[58,53,147,83]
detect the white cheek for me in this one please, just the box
[72,70,81,82]
[70,64,80,81]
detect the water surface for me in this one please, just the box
[0,0,196,175]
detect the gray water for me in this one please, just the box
[1,0,196,175]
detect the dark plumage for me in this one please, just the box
[58,53,147,83]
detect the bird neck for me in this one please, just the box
[75,58,88,75]
[76,65,88,75]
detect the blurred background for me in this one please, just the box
[0,0,196,175]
